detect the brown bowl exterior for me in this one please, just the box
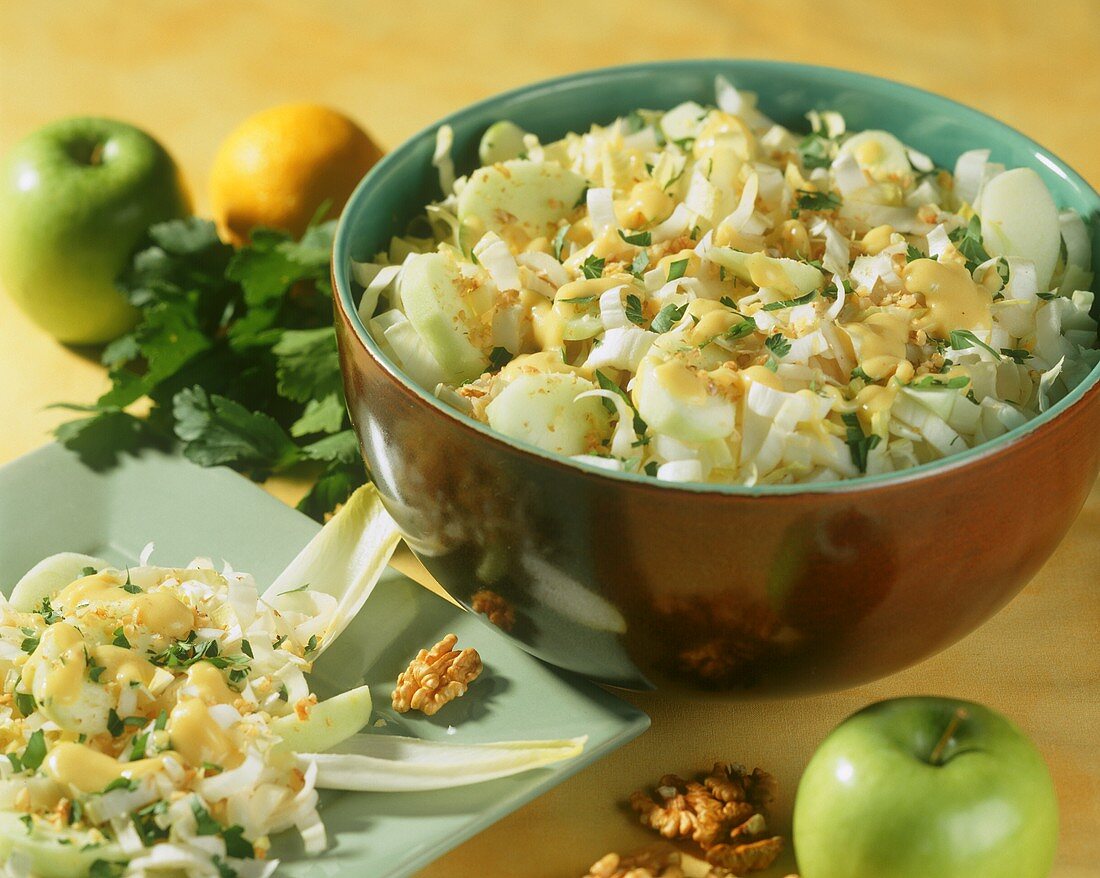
[336,300,1100,694]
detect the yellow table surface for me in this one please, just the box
[2,2,1099,875]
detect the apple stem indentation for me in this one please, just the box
[67,138,106,167]
[929,706,968,766]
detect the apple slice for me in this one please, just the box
[485,372,610,455]
[398,251,488,383]
[478,121,528,165]
[457,160,586,243]
[634,357,735,443]
[980,168,1061,292]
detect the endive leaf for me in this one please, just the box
[265,483,401,656]
[300,734,587,792]
[272,684,373,754]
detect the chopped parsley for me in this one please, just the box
[797,131,834,170]
[911,374,971,389]
[20,730,46,774]
[191,799,224,836]
[850,366,874,383]
[618,229,651,247]
[650,302,688,334]
[948,215,991,272]
[36,596,61,625]
[106,709,125,737]
[129,732,149,761]
[102,777,139,794]
[793,189,841,216]
[1000,347,1032,364]
[131,800,168,846]
[666,258,689,282]
[111,627,130,649]
[905,244,924,262]
[488,346,513,371]
[222,825,256,859]
[595,370,648,438]
[559,294,598,305]
[720,318,758,343]
[81,566,98,577]
[552,224,570,260]
[276,583,309,596]
[762,290,817,312]
[841,412,881,474]
[630,249,650,279]
[765,333,792,358]
[89,862,127,878]
[19,632,39,654]
[213,857,238,878]
[949,329,1001,360]
[12,730,45,773]
[121,569,142,594]
[14,692,35,716]
[580,255,605,279]
[624,294,647,327]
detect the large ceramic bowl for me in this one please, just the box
[333,61,1100,693]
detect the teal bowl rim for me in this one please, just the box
[334,59,1100,497]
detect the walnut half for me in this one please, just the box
[471,588,515,631]
[391,634,483,716]
[629,764,783,874]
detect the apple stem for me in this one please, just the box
[929,706,968,765]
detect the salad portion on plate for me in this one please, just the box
[0,486,585,878]
[354,77,1098,486]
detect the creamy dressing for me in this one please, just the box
[843,312,910,379]
[21,623,86,705]
[44,742,173,794]
[167,698,242,769]
[904,258,993,336]
[56,572,194,640]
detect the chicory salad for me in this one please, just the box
[354,77,1098,485]
[0,487,583,878]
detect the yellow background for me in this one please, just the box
[1,2,1098,875]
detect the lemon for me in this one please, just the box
[210,103,382,245]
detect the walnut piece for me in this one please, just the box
[391,634,482,716]
[582,844,732,878]
[629,764,783,874]
[470,588,515,631]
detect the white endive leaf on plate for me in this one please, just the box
[301,734,587,792]
[272,684,373,754]
[8,551,108,611]
[265,483,402,657]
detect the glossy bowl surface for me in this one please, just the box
[334,61,1100,692]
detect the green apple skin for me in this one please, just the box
[0,117,190,344]
[794,697,1058,878]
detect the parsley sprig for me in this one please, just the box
[51,217,366,521]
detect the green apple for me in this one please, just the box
[794,697,1058,878]
[0,117,190,344]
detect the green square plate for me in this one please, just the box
[0,444,649,877]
